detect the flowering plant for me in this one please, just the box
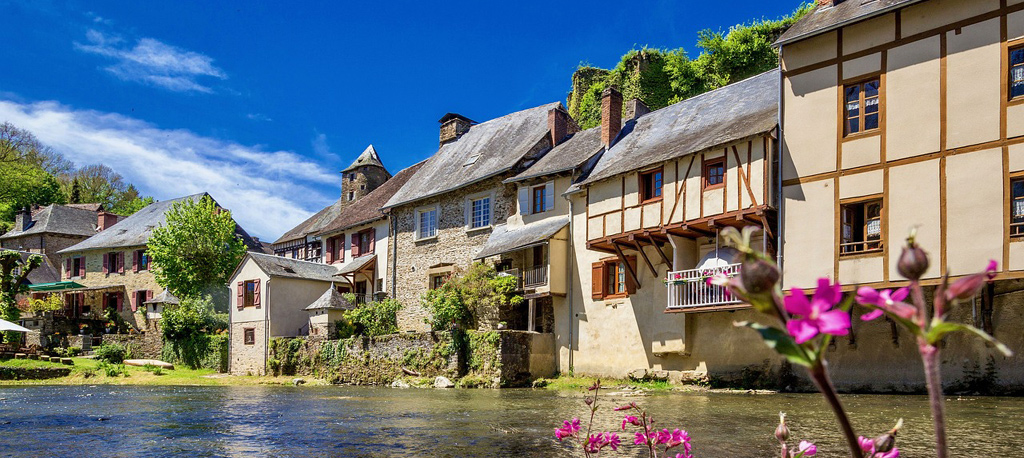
[715,226,1011,458]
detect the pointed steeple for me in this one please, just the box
[342,145,386,173]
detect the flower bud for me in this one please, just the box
[741,258,780,297]
[873,418,902,453]
[775,412,790,444]
[897,243,929,281]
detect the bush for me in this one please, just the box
[421,263,524,330]
[54,346,82,357]
[94,343,126,364]
[97,361,126,377]
[345,298,402,337]
[161,295,222,340]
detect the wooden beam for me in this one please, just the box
[647,235,672,266]
[631,240,658,277]
[613,243,641,289]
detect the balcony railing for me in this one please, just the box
[523,265,548,288]
[666,263,741,310]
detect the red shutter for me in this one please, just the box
[367,230,375,254]
[78,293,85,313]
[103,253,109,274]
[118,252,125,274]
[351,234,360,257]
[626,256,638,295]
[147,290,154,301]
[236,281,244,310]
[116,292,123,312]
[65,259,72,279]
[591,262,606,299]
[253,279,261,308]
[130,291,138,312]
[133,250,139,273]
[79,257,86,278]
[325,238,334,264]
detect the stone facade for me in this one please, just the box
[230,320,267,375]
[103,333,163,359]
[0,233,89,271]
[340,165,390,211]
[391,176,519,331]
[61,246,165,331]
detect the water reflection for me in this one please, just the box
[0,386,1020,457]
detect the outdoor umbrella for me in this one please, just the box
[0,318,30,333]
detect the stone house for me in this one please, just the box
[382,103,576,331]
[227,252,344,375]
[272,145,391,263]
[54,193,264,331]
[0,203,113,269]
[773,0,1024,390]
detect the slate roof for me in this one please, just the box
[342,144,388,173]
[246,252,343,282]
[304,288,357,311]
[144,290,180,305]
[578,69,779,187]
[335,254,376,276]
[0,204,101,240]
[384,102,562,209]
[58,193,263,253]
[15,251,60,286]
[319,161,425,235]
[775,0,921,46]
[273,199,344,245]
[508,127,604,183]
[475,217,569,259]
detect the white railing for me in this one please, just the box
[523,265,548,287]
[666,263,742,310]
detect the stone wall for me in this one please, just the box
[341,165,390,211]
[103,333,162,359]
[230,320,267,375]
[62,246,165,330]
[0,365,72,380]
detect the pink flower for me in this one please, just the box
[797,440,817,456]
[554,418,581,441]
[784,278,850,344]
[856,287,914,321]
[945,260,998,302]
[634,431,650,445]
[859,436,899,458]
[614,402,637,411]
[605,433,621,451]
[584,432,621,453]
[621,415,640,430]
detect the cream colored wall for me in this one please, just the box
[782,66,838,181]
[548,227,569,296]
[946,18,1001,149]
[229,259,270,323]
[782,31,837,70]
[267,277,333,337]
[782,181,834,289]
[900,0,998,37]
[843,14,895,55]
[888,160,942,280]
[946,148,1004,275]
[321,218,390,294]
[513,175,573,228]
[887,36,941,161]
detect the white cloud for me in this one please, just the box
[246,113,272,122]
[0,98,340,240]
[75,29,227,93]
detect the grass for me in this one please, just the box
[0,357,328,386]
[537,374,676,392]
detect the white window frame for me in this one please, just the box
[519,181,555,216]
[415,205,439,241]
[465,191,494,232]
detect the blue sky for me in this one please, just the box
[0,0,801,239]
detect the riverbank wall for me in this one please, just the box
[266,330,555,387]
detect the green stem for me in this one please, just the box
[920,343,948,458]
[808,362,863,458]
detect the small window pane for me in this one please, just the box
[471,197,490,228]
[846,101,860,117]
[1012,48,1024,65]
[864,80,879,98]
[864,113,879,130]
[845,85,860,102]
[864,97,879,114]
[848,118,860,134]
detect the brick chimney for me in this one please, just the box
[14,207,31,231]
[601,86,623,148]
[624,98,651,121]
[548,107,570,147]
[97,211,119,231]
[439,113,475,145]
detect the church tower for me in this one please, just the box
[340,145,391,210]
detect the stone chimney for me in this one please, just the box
[624,98,651,121]
[97,211,119,231]
[439,113,474,145]
[14,207,31,232]
[548,107,570,147]
[601,86,623,148]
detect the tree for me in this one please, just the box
[147,195,246,311]
[0,250,42,343]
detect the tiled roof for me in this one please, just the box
[319,161,425,235]
[273,199,344,245]
[15,251,60,286]
[384,102,561,209]
[0,204,101,240]
[342,144,388,173]
[247,252,342,282]
[475,217,569,259]
[304,288,357,311]
[508,127,603,183]
[775,0,921,46]
[577,69,779,187]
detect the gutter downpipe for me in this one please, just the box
[264,278,270,375]
[566,193,575,374]
[390,213,398,298]
[776,47,785,282]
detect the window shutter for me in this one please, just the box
[325,238,334,264]
[147,290,154,301]
[130,291,138,312]
[626,256,638,295]
[103,253,109,274]
[118,252,125,274]
[116,292,123,312]
[518,187,529,215]
[79,257,86,278]
[236,281,244,310]
[133,250,139,273]
[368,230,375,254]
[591,262,606,299]
[544,182,555,211]
[254,279,261,308]
[65,259,72,279]
[351,233,360,257]
[464,199,470,227]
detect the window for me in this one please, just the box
[430,273,448,290]
[348,191,355,201]
[640,168,663,202]
[417,207,438,240]
[104,251,125,274]
[243,328,255,345]
[244,280,256,307]
[844,78,880,135]
[352,229,374,256]
[470,196,491,229]
[703,158,725,189]
[1011,46,1024,99]
[532,186,547,214]
[1012,178,1024,236]
[134,250,149,271]
[135,290,148,312]
[591,257,636,300]
[72,256,84,278]
[840,198,884,255]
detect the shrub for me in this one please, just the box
[345,298,402,337]
[421,263,524,330]
[97,361,126,377]
[94,343,126,364]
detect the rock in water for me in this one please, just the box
[391,379,411,389]
[292,378,306,386]
[433,376,455,388]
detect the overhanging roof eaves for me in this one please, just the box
[774,0,923,47]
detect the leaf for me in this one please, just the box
[735,321,813,367]
[926,321,1013,357]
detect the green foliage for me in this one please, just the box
[28,293,64,314]
[567,3,813,126]
[467,330,501,373]
[96,361,128,377]
[161,296,224,341]
[318,338,351,368]
[331,319,355,339]
[421,263,524,331]
[148,195,246,310]
[161,333,228,371]
[0,250,41,342]
[269,337,307,375]
[94,343,127,364]
[344,298,402,337]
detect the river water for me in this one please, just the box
[0,385,1020,457]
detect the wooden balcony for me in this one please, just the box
[666,263,742,311]
[501,266,549,290]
